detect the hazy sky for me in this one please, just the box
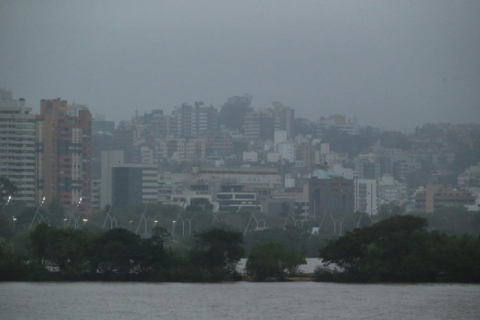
[1,0,479,131]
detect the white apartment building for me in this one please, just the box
[354,179,378,215]
[377,174,407,205]
[278,141,296,163]
[0,90,36,204]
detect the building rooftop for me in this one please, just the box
[312,169,343,180]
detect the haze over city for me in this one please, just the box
[1,0,479,130]
[1,2,480,319]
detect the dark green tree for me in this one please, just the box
[243,227,314,255]
[0,237,27,281]
[0,177,17,203]
[27,223,55,265]
[319,215,438,282]
[135,227,171,280]
[45,198,66,227]
[89,228,141,280]
[218,94,253,131]
[188,227,245,280]
[186,198,213,212]
[246,242,306,281]
[27,224,95,279]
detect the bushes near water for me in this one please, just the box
[318,215,480,283]
[1,225,245,282]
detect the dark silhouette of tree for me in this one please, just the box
[218,94,253,131]
[88,228,141,279]
[188,227,244,280]
[186,198,213,212]
[0,177,16,204]
[320,215,437,282]
[246,242,306,281]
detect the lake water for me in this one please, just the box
[1,282,479,320]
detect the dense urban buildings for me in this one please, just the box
[414,184,476,213]
[1,89,479,220]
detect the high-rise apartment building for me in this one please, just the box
[272,102,295,139]
[173,102,218,139]
[354,179,378,215]
[244,109,274,140]
[36,99,92,214]
[113,121,135,162]
[142,109,173,138]
[0,89,36,205]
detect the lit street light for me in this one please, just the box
[12,216,17,231]
[172,220,176,239]
[1,195,12,216]
[30,196,46,229]
[67,197,83,229]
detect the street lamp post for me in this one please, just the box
[12,216,17,231]
[1,195,12,216]
[172,220,176,240]
[29,196,46,229]
[67,197,83,229]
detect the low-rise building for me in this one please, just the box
[414,184,476,213]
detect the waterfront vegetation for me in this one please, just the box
[1,225,247,282]
[1,198,480,283]
[316,215,480,283]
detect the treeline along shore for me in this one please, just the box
[1,215,480,283]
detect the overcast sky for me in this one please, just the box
[1,0,479,131]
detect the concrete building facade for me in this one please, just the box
[309,169,354,218]
[36,99,92,214]
[111,164,158,208]
[0,89,36,204]
[354,179,378,215]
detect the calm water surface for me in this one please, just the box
[1,282,479,320]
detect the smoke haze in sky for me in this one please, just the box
[1,0,479,130]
